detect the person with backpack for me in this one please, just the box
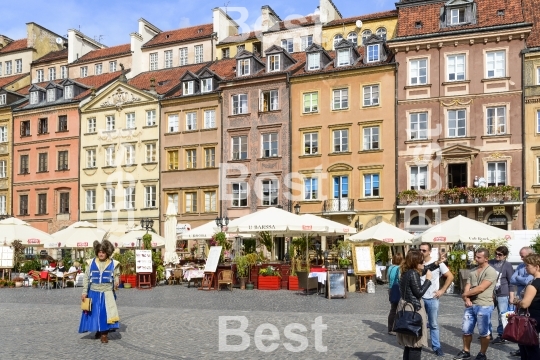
[387,253,403,335]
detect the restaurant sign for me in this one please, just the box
[27,238,40,244]
[382,238,394,243]
[433,237,446,242]
[77,242,89,247]
[302,225,312,230]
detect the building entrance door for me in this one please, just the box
[448,163,467,188]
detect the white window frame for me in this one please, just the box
[238,59,250,76]
[487,162,506,186]
[363,126,379,150]
[46,89,55,102]
[486,51,506,78]
[109,61,117,72]
[304,178,318,200]
[106,115,115,131]
[361,30,372,45]
[30,91,39,104]
[104,188,115,210]
[301,35,313,51]
[303,92,318,113]
[64,85,73,99]
[537,110,540,133]
[0,160,6,178]
[150,52,158,70]
[367,44,379,62]
[0,95,5,106]
[204,191,216,212]
[447,54,465,81]
[486,106,506,135]
[0,195,5,215]
[5,61,12,75]
[262,133,278,158]
[261,179,278,206]
[195,45,204,63]
[183,81,194,95]
[268,54,280,72]
[450,8,465,25]
[364,173,380,197]
[185,191,197,212]
[105,146,115,166]
[281,38,293,53]
[87,118,96,133]
[95,63,102,75]
[232,94,248,115]
[186,149,196,169]
[260,90,279,112]
[124,187,135,209]
[447,109,466,137]
[60,66,67,79]
[537,67,540,85]
[347,32,358,46]
[410,58,427,85]
[125,113,135,129]
[124,145,135,165]
[37,69,44,82]
[86,149,96,168]
[186,112,197,130]
[376,27,387,41]
[410,166,428,190]
[201,78,213,93]
[168,193,179,214]
[304,132,318,155]
[232,135,248,160]
[410,112,428,140]
[164,50,173,68]
[145,186,157,208]
[179,47,188,66]
[333,34,343,49]
[15,59,22,73]
[537,158,540,184]
[204,147,215,168]
[333,129,349,152]
[332,88,348,110]
[168,114,179,132]
[146,110,156,126]
[80,66,88,77]
[307,53,320,70]
[337,49,350,66]
[363,85,379,106]
[85,190,95,211]
[204,110,216,128]
[145,143,156,163]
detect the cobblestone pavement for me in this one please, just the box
[0,284,519,360]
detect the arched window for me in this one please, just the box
[347,32,358,46]
[410,211,429,226]
[376,27,387,41]
[333,34,343,49]
[361,30,372,45]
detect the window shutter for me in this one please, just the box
[471,3,477,24]
[465,5,472,23]
[440,7,446,28]
[259,92,263,112]
[20,122,24,136]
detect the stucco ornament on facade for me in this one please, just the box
[100,87,141,111]
[440,98,473,107]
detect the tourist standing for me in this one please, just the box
[454,248,498,360]
[387,253,403,335]
[488,246,515,345]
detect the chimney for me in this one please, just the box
[261,5,281,32]
[149,78,157,94]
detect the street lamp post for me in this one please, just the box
[140,218,154,234]
[215,215,229,232]
[294,203,301,215]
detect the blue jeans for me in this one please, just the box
[462,305,494,337]
[488,296,509,337]
[423,298,441,351]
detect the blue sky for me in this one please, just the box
[2,0,395,46]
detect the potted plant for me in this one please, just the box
[0,279,5,288]
[7,281,14,288]
[258,266,281,290]
[244,253,258,289]
[13,276,24,288]
[234,255,249,289]
[288,258,302,290]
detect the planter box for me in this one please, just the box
[288,276,299,290]
[121,274,137,288]
[258,276,280,290]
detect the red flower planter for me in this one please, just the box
[121,274,137,288]
[288,276,299,290]
[258,276,280,290]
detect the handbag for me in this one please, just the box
[502,306,539,346]
[392,273,423,337]
[81,297,92,311]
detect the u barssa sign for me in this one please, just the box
[248,225,276,230]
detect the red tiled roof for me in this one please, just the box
[267,15,320,32]
[73,44,131,64]
[32,49,68,65]
[128,63,208,95]
[220,31,261,45]
[395,0,525,38]
[16,84,30,95]
[523,0,540,47]
[142,23,214,48]
[0,39,28,54]
[73,71,125,100]
[0,73,28,88]
[206,58,238,80]
[325,10,398,27]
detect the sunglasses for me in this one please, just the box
[495,252,504,256]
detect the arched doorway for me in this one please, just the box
[487,213,508,230]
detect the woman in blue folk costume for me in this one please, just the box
[79,239,120,343]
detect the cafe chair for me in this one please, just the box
[297,271,318,295]
[217,270,233,291]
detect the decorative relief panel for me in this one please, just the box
[100,87,141,111]
[0,145,8,155]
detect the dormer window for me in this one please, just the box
[308,53,320,70]
[30,91,39,105]
[0,94,5,105]
[441,1,477,28]
[376,28,387,41]
[333,35,343,50]
[46,89,55,102]
[183,81,194,95]
[268,55,280,72]
[64,85,73,99]
[347,32,358,46]
[361,30,372,46]
[450,8,465,24]
[238,59,250,76]
[201,78,213,93]
[367,44,380,63]
[337,49,350,67]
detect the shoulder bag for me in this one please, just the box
[392,272,423,337]
[502,305,539,346]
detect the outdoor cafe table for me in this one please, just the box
[183,269,205,288]
[309,268,327,294]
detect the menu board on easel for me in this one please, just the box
[0,246,13,268]
[203,246,222,273]
[135,250,152,273]
[351,242,376,275]
[327,271,347,299]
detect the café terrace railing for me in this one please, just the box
[397,186,521,206]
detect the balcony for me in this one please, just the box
[322,199,355,215]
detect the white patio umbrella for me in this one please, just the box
[0,217,53,246]
[413,215,512,245]
[299,214,357,235]
[115,228,166,249]
[163,203,179,265]
[349,221,413,245]
[182,221,253,240]
[46,221,118,249]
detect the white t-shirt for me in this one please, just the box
[420,258,450,299]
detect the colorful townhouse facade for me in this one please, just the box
[389,0,531,231]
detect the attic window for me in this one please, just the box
[415,21,423,29]
[158,80,170,86]
[450,8,466,24]
[497,9,505,16]
[166,34,170,39]
[198,28,203,33]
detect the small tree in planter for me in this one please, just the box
[258,266,281,290]
[234,255,249,289]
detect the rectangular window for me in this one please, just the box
[124,145,135,165]
[104,189,115,210]
[364,174,380,197]
[486,51,506,78]
[38,153,48,172]
[186,112,197,130]
[0,126,7,142]
[37,69,44,82]
[537,110,540,133]
[537,67,540,85]
[363,85,379,106]
[150,52,158,70]
[86,149,96,168]
[447,109,466,137]
[201,78,213,93]
[308,53,320,70]
[303,92,318,113]
[367,44,380,62]
[85,190,96,211]
[179,47,188,65]
[260,90,279,112]
[204,109,216,128]
[262,133,278,158]
[487,162,506,186]
[168,150,178,170]
[0,195,5,215]
[410,112,428,140]
[47,89,55,102]
[238,59,250,76]
[262,180,278,206]
[486,106,506,135]
[0,94,4,106]
[0,160,6,177]
[204,191,216,212]
[95,63,102,75]
[58,115,67,132]
[301,35,313,51]
[87,118,96,133]
[59,193,70,214]
[5,61,12,75]
[20,155,29,174]
[232,135,248,160]
[232,94,248,115]
[185,192,197,212]
[205,147,215,168]
[105,146,115,166]
[60,66,67,79]
[304,132,318,154]
[333,129,349,152]
[363,127,379,150]
[337,49,350,66]
[281,38,293,53]
[145,143,156,163]
[232,182,248,207]
[447,54,465,81]
[186,149,196,169]
[537,158,540,184]
[195,45,204,63]
[58,151,68,170]
[333,176,349,199]
[164,50,173,68]
[15,59,22,73]
[20,195,28,215]
[168,114,179,132]
[126,113,135,129]
[332,88,348,110]
[80,66,88,77]
[21,120,31,136]
[183,81,194,95]
[450,8,465,24]
[222,48,230,59]
[109,61,117,72]
[410,166,427,190]
[168,193,179,214]
[268,55,280,72]
[106,115,115,130]
[237,44,245,53]
[145,186,156,208]
[37,194,47,215]
[0,63,2,76]
[30,91,39,104]
[64,85,73,99]
[410,58,427,85]
[124,187,135,209]
[146,110,156,126]
[304,178,318,200]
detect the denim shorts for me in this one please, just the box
[462,305,494,337]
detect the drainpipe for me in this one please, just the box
[522,51,526,230]
[287,72,292,213]
[157,96,162,234]
[394,62,399,227]
[77,106,81,221]
[219,93,224,218]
